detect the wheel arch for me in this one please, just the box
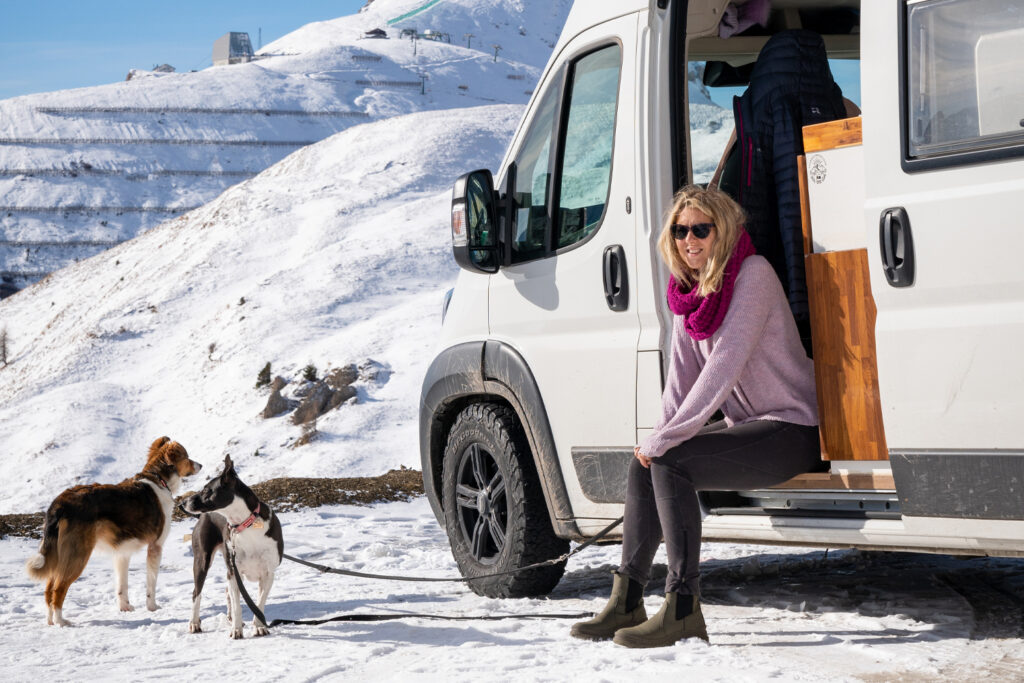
[419,341,581,540]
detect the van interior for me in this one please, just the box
[677,1,894,523]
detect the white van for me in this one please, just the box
[420,0,1024,598]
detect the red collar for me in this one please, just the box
[232,503,261,533]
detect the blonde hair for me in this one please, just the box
[657,185,746,297]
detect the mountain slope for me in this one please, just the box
[0,0,572,292]
[0,104,521,513]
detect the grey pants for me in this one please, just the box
[618,419,821,595]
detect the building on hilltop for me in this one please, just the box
[363,28,388,39]
[213,32,254,66]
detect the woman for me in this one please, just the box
[570,185,821,648]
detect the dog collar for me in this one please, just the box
[232,503,261,533]
[141,475,170,492]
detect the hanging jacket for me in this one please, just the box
[732,29,846,348]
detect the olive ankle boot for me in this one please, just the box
[612,592,708,648]
[570,572,647,641]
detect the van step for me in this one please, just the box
[767,471,895,491]
[708,506,902,521]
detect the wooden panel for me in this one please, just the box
[797,155,813,255]
[803,116,862,153]
[769,472,895,491]
[805,248,888,460]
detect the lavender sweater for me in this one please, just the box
[639,255,818,459]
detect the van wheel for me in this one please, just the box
[441,403,568,598]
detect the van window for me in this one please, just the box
[555,45,621,249]
[688,59,860,185]
[906,0,1024,162]
[511,83,558,264]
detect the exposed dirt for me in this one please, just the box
[0,468,424,539]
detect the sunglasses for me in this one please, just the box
[671,222,714,240]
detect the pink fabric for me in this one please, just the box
[667,229,756,340]
[640,255,819,459]
[719,0,772,39]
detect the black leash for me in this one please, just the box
[189,503,623,631]
[281,516,624,583]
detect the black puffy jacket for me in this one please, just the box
[732,30,846,345]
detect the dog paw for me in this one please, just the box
[230,627,244,640]
[188,621,202,634]
[119,603,135,612]
[147,601,160,612]
[254,624,269,637]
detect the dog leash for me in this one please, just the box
[281,516,624,583]
[219,515,624,630]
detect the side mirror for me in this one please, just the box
[451,169,500,274]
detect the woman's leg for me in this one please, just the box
[617,457,663,586]
[651,420,820,594]
[617,419,740,584]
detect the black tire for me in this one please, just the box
[441,402,569,598]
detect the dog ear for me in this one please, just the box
[148,436,171,460]
[222,455,236,477]
[160,441,186,464]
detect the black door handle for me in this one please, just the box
[879,207,915,288]
[603,244,629,311]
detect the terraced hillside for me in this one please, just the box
[0,0,570,295]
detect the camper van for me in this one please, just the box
[419,0,1024,598]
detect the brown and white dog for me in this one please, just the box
[25,436,202,626]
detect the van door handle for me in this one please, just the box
[603,245,629,311]
[879,207,915,288]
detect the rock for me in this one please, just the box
[358,358,391,384]
[269,376,288,393]
[261,387,297,419]
[292,380,317,398]
[327,384,357,410]
[327,363,358,389]
[291,382,334,425]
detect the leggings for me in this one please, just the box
[618,419,821,595]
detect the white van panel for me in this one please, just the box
[862,2,1024,451]
[437,269,489,349]
[701,514,1024,557]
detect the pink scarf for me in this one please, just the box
[667,230,756,340]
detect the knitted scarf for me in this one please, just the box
[666,229,756,340]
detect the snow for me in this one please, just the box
[4,496,1023,680]
[3,0,1022,678]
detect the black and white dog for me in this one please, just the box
[182,455,283,638]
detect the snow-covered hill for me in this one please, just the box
[0,103,521,514]
[0,0,572,293]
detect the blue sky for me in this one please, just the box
[0,1,366,100]
[0,1,860,106]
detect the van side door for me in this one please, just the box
[863,1,1024,524]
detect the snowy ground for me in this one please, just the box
[4,495,1024,682]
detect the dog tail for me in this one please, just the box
[25,509,61,581]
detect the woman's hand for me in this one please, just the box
[634,445,652,468]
